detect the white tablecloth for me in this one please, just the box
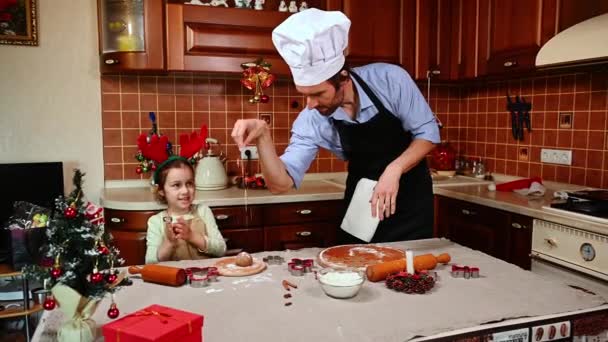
[32,238,607,342]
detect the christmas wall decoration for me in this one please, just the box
[240,58,276,103]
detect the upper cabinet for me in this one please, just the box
[165,3,291,74]
[97,0,608,78]
[342,0,403,66]
[477,0,550,76]
[97,0,165,73]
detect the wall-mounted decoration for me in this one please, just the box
[0,0,38,46]
[240,58,275,103]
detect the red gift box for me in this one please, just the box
[103,304,203,342]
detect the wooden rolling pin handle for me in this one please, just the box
[437,253,451,264]
[128,266,143,274]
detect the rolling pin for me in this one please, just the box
[128,264,187,287]
[366,253,451,282]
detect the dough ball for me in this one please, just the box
[235,252,253,267]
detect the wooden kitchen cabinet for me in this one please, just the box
[414,0,453,81]
[97,0,165,74]
[105,200,342,265]
[104,209,157,266]
[435,196,534,269]
[435,196,510,260]
[342,0,403,66]
[211,205,264,254]
[262,200,342,251]
[507,213,533,270]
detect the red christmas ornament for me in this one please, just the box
[43,297,56,310]
[135,166,143,174]
[64,207,77,219]
[260,94,270,103]
[107,303,120,319]
[106,273,118,284]
[40,257,54,267]
[90,272,104,284]
[98,245,110,255]
[151,163,157,171]
[50,267,62,279]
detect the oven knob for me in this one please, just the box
[544,238,557,247]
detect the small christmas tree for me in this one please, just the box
[24,169,126,317]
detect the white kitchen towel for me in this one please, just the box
[340,178,380,242]
[513,181,546,196]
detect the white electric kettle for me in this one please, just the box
[195,138,228,190]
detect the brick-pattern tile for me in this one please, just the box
[428,71,608,187]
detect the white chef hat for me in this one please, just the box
[272,8,351,86]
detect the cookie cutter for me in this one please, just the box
[450,265,480,279]
[185,267,219,288]
[288,258,313,276]
[262,255,285,265]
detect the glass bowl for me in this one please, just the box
[317,268,365,299]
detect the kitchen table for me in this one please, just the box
[32,238,607,342]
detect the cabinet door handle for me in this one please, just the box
[104,58,120,65]
[296,209,312,215]
[511,222,522,229]
[461,209,476,216]
[110,217,124,223]
[545,238,557,247]
[215,214,230,221]
[503,60,517,67]
[296,231,312,237]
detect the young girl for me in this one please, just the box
[145,157,226,264]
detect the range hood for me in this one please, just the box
[536,13,608,68]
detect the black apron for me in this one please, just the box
[331,70,434,244]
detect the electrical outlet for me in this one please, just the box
[260,113,272,126]
[240,146,258,160]
[541,148,572,165]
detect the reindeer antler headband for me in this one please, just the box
[137,124,209,185]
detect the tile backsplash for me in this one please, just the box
[101,74,347,180]
[101,68,608,188]
[430,68,608,188]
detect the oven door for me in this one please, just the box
[531,219,608,299]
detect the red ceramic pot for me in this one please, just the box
[430,141,456,171]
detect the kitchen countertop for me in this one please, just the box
[433,178,608,236]
[31,239,607,342]
[100,172,490,211]
[101,172,606,235]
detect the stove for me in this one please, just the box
[544,190,608,223]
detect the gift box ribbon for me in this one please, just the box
[116,308,192,342]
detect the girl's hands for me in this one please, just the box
[172,217,193,242]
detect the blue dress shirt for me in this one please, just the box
[280,63,441,188]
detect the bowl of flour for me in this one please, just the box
[318,268,365,299]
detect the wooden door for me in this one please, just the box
[507,214,533,270]
[264,223,337,251]
[98,0,165,74]
[414,0,453,80]
[343,0,403,66]
[436,196,510,260]
[478,0,552,75]
[449,0,481,79]
[166,3,291,74]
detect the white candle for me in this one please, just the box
[406,250,414,274]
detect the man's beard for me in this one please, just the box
[316,86,344,116]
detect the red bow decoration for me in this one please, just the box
[179,125,208,159]
[137,133,169,164]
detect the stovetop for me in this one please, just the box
[548,190,608,220]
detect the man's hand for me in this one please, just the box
[231,119,269,148]
[371,164,403,220]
